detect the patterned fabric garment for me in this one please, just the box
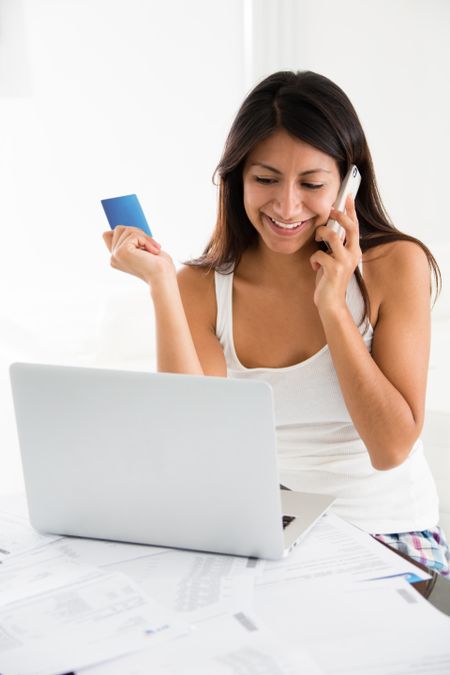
[373,527,450,577]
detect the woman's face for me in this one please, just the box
[242,128,341,255]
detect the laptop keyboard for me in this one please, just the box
[282,515,296,529]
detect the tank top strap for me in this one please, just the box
[215,262,371,362]
[214,269,234,345]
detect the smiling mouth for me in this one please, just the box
[264,214,311,231]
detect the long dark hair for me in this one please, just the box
[187,71,441,323]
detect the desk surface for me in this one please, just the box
[397,550,450,615]
[2,496,450,675]
[415,572,450,614]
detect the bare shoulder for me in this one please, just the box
[177,264,215,292]
[177,264,216,326]
[363,239,431,299]
[363,240,431,315]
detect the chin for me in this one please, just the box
[265,240,305,255]
[260,231,313,255]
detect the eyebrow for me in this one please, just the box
[250,162,332,176]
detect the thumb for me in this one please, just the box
[102,230,113,251]
[143,237,162,253]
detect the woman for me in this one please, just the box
[103,71,449,576]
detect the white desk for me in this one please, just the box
[1,494,450,675]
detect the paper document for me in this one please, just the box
[256,576,450,674]
[0,510,59,563]
[53,534,167,567]
[0,571,183,675]
[0,538,101,606]
[260,513,430,586]
[104,547,262,622]
[80,611,324,675]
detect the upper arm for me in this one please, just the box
[177,265,227,377]
[366,241,431,431]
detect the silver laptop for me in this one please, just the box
[9,363,334,560]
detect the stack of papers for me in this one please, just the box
[255,576,450,673]
[259,512,429,585]
[0,511,59,564]
[0,497,449,675]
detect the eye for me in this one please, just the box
[254,176,277,185]
[302,183,324,190]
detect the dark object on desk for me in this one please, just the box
[412,569,450,615]
[377,538,450,615]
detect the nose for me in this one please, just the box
[273,181,302,221]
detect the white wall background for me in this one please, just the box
[1,0,449,496]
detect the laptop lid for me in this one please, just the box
[10,363,292,558]
[10,363,334,559]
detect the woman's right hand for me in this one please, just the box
[103,226,176,287]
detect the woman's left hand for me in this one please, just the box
[310,194,362,316]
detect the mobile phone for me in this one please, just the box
[101,194,152,236]
[325,165,361,247]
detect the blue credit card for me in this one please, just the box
[101,194,152,236]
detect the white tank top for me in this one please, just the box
[214,267,439,534]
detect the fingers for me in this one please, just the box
[310,249,329,272]
[315,194,360,257]
[102,230,113,252]
[342,193,359,249]
[143,238,161,254]
[309,248,352,290]
[315,222,345,254]
[103,226,161,256]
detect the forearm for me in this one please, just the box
[151,277,204,375]
[319,305,421,470]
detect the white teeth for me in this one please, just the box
[269,216,303,229]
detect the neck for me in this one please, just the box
[238,240,319,287]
